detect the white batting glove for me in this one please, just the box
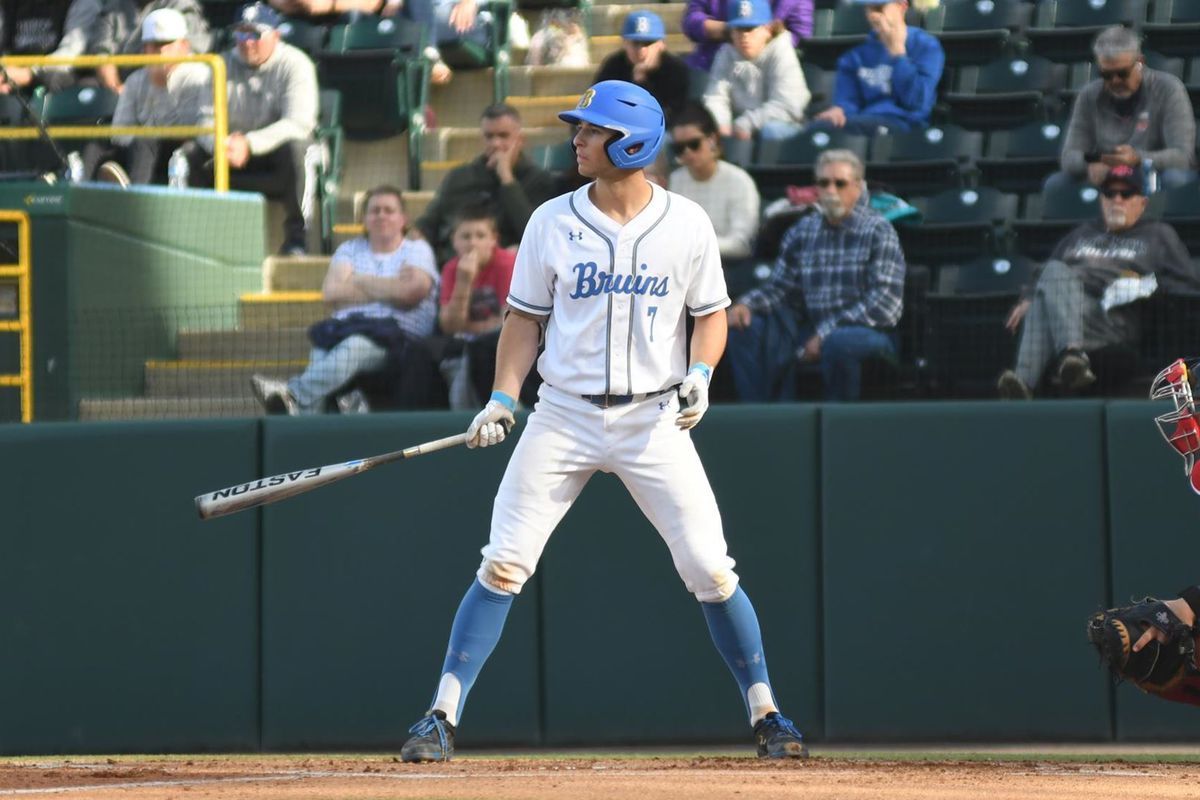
[467,392,517,448]
[676,363,712,431]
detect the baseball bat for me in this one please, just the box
[195,432,468,520]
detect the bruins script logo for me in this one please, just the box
[578,88,596,109]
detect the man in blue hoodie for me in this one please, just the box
[808,0,943,135]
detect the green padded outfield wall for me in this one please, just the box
[821,402,1112,740]
[256,412,541,750]
[0,420,260,755]
[1105,401,1200,740]
[0,184,265,421]
[538,406,822,745]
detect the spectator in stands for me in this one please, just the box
[683,0,812,72]
[92,0,211,94]
[268,0,402,17]
[668,102,760,262]
[594,11,689,124]
[250,185,440,415]
[997,164,1200,400]
[416,102,557,264]
[726,149,905,401]
[0,0,98,94]
[702,0,809,166]
[1054,25,1196,193]
[436,204,514,408]
[82,8,212,186]
[189,2,317,254]
[808,0,943,136]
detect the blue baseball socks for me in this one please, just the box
[429,578,514,726]
[701,585,779,724]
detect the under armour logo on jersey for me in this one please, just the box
[569,261,670,299]
[569,230,584,241]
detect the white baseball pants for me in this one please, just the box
[477,384,739,603]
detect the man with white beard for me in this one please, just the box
[725,149,906,401]
[998,163,1200,399]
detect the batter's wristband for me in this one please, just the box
[689,362,712,384]
[490,391,517,412]
[1177,585,1200,625]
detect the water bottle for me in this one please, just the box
[168,148,189,189]
[66,151,84,184]
[1142,157,1159,196]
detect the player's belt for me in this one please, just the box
[580,387,675,409]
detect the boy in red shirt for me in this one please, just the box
[438,206,517,407]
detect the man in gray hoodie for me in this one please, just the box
[1054,25,1195,192]
[702,0,809,165]
[197,2,318,254]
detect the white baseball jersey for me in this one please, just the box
[506,182,731,396]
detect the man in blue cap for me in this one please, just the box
[809,0,943,135]
[594,10,690,123]
[398,80,810,764]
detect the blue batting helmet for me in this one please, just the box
[558,81,665,170]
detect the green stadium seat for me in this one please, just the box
[38,86,119,125]
[1025,0,1147,64]
[318,16,424,139]
[921,0,1032,67]
[688,65,710,101]
[199,0,245,31]
[278,16,330,55]
[746,129,870,202]
[1012,179,1099,259]
[1142,0,1200,59]
[529,140,576,172]
[1157,180,1200,255]
[315,88,344,252]
[899,186,1019,265]
[866,124,983,197]
[797,4,870,71]
[801,61,835,115]
[924,254,1035,397]
[438,0,510,69]
[942,55,1067,130]
[976,119,1067,196]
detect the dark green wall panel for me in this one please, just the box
[259,412,540,749]
[822,402,1111,740]
[0,420,260,754]
[539,406,822,746]
[1105,401,1200,740]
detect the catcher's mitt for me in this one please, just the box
[1087,597,1200,706]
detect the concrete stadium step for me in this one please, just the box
[176,328,311,361]
[428,70,497,128]
[239,292,324,330]
[590,3,686,36]
[144,360,305,399]
[431,125,569,163]
[507,65,594,97]
[418,161,462,192]
[590,32,692,57]
[340,135,408,204]
[263,255,331,292]
[78,396,262,420]
[508,95,583,128]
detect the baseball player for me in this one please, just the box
[399,80,807,762]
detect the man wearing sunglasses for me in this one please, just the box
[1057,25,1195,192]
[726,149,906,401]
[998,164,1200,400]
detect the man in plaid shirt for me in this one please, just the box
[726,149,905,401]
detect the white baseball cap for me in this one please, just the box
[142,8,189,44]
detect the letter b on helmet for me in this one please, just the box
[558,80,665,170]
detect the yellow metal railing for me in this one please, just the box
[0,54,229,191]
[0,211,32,421]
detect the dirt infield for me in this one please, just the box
[3,751,1200,800]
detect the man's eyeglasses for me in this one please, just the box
[670,137,705,156]
[1099,65,1135,82]
[816,177,851,189]
[1101,187,1139,199]
[233,29,265,43]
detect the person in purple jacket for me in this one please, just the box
[809,0,943,135]
[683,0,812,71]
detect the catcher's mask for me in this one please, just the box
[1151,358,1200,494]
